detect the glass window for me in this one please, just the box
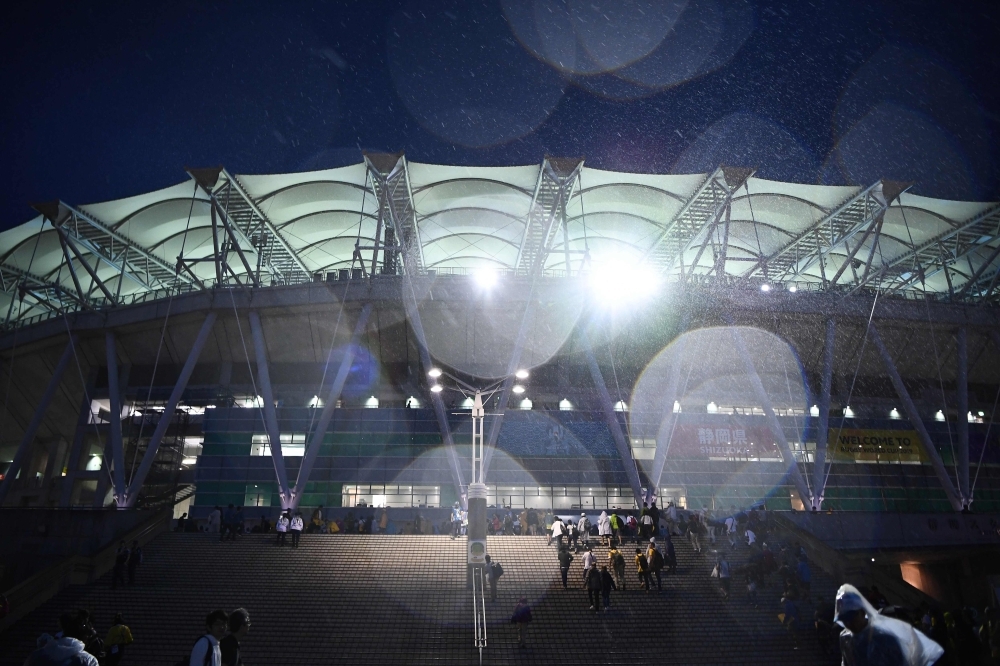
[250,433,306,456]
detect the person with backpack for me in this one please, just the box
[608,545,626,591]
[484,554,503,601]
[275,511,290,546]
[566,519,579,552]
[187,609,228,666]
[510,598,532,648]
[599,565,617,610]
[558,546,574,588]
[581,545,595,587]
[104,613,133,666]
[585,563,602,611]
[625,514,638,543]
[639,503,653,541]
[290,512,304,548]
[634,548,650,592]
[577,513,591,547]
[219,608,249,666]
[111,541,129,590]
[127,540,143,585]
[609,512,622,546]
[646,539,664,591]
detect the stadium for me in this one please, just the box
[1,153,999,663]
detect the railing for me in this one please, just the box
[472,565,487,665]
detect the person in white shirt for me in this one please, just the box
[189,609,227,666]
[577,513,591,547]
[581,545,595,586]
[207,507,221,533]
[745,527,756,547]
[290,512,305,548]
[550,516,565,548]
[275,511,290,547]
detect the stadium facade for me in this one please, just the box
[0,154,998,518]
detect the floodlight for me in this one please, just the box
[515,369,529,379]
[473,267,498,289]
[760,284,771,292]
[587,254,660,308]
[430,384,443,393]
[428,368,442,378]
[788,285,797,293]
[512,385,525,394]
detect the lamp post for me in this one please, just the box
[428,368,527,586]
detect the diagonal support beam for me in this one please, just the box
[725,321,814,507]
[290,303,373,509]
[956,327,970,503]
[582,332,644,508]
[868,323,963,511]
[366,154,466,502]
[105,331,126,504]
[124,313,216,507]
[811,318,836,509]
[0,336,76,506]
[646,312,693,503]
[249,311,292,508]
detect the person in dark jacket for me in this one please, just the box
[220,608,249,666]
[585,565,601,611]
[111,542,129,590]
[599,565,617,610]
[558,546,574,589]
[127,540,142,585]
[510,598,532,648]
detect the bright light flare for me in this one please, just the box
[514,369,529,379]
[512,385,525,394]
[587,256,660,308]
[427,368,442,378]
[473,267,498,290]
[430,384,443,393]
[760,284,771,292]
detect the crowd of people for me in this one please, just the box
[22,610,133,666]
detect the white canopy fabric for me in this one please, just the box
[1,157,997,327]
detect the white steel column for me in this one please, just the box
[249,311,291,508]
[290,304,372,509]
[0,336,76,506]
[868,323,963,511]
[124,313,216,507]
[812,318,836,509]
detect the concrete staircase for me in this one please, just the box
[1,530,840,665]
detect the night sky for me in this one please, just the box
[1,0,998,230]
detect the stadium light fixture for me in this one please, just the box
[515,369,529,379]
[587,254,660,308]
[428,368,442,378]
[512,385,526,394]
[760,284,771,292]
[430,384,443,393]
[788,285,797,293]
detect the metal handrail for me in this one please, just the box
[473,566,487,664]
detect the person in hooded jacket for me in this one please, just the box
[598,511,611,547]
[835,584,943,666]
[24,610,99,666]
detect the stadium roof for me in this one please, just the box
[1,154,998,329]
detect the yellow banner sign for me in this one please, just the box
[830,429,927,462]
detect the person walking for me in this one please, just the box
[221,504,236,541]
[558,546,574,589]
[527,508,539,536]
[189,609,228,666]
[599,565,617,610]
[715,553,732,600]
[510,598,532,649]
[687,514,702,554]
[585,563,601,611]
[581,545,595,587]
[220,608,250,666]
[635,548,650,592]
[232,506,244,539]
[290,512,304,548]
[665,534,677,575]
[550,515,566,548]
[104,613,133,666]
[275,511,290,546]
[598,511,611,547]
[646,539,664,591]
[126,540,143,585]
[111,541,129,590]
[207,506,222,534]
[609,512,622,546]
[639,506,654,541]
[485,555,503,601]
[577,513,591,548]
[608,545,626,591]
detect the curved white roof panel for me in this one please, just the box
[1,156,997,329]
